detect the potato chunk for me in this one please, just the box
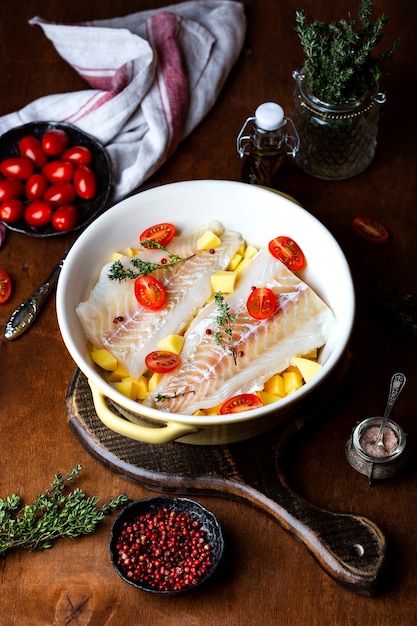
[196,230,221,250]
[211,270,237,293]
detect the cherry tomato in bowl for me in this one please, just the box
[52,205,79,232]
[0,198,25,224]
[220,394,263,415]
[41,128,70,156]
[134,275,166,310]
[140,223,176,247]
[268,236,306,271]
[145,351,181,374]
[247,287,276,320]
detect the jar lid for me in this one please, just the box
[255,102,285,131]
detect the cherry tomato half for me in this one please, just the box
[0,269,12,304]
[18,135,48,168]
[268,236,306,271]
[26,173,49,201]
[0,156,34,180]
[220,393,263,415]
[352,216,389,244]
[0,198,25,224]
[0,177,25,201]
[61,145,92,166]
[145,350,181,373]
[24,200,53,227]
[44,182,77,206]
[42,160,74,184]
[73,165,97,199]
[247,287,277,320]
[51,204,79,232]
[41,129,70,156]
[140,223,176,247]
[134,275,166,310]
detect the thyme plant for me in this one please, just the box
[295,0,400,104]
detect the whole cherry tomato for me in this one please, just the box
[145,351,181,374]
[24,200,53,227]
[41,129,70,156]
[18,135,48,168]
[0,269,12,304]
[0,156,34,180]
[44,182,77,206]
[220,394,263,415]
[73,165,97,199]
[42,160,74,184]
[25,173,49,201]
[51,204,79,231]
[0,177,25,201]
[61,145,92,166]
[0,198,25,224]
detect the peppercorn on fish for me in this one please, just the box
[76,222,243,380]
[146,249,335,413]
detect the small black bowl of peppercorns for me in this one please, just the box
[109,496,225,594]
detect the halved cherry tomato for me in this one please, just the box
[26,173,49,201]
[220,393,263,415]
[247,287,276,320]
[42,160,74,184]
[18,135,48,168]
[52,204,79,232]
[24,200,53,227]
[41,129,70,156]
[145,350,181,373]
[140,223,176,247]
[134,275,166,310]
[0,269,12,304]
[73,165,97,199]
[0,177,25,201]
[0,156,34,180]
[268,236,306,271]
[352,215,389,244]
[0,198,25,224]
[61,145,92,166]
[44,182,77,206]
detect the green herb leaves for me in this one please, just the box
[214,291,238,365]
[108,241,193,281]
[0,465,129,556]
[295,0,400,104]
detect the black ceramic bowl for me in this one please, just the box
[109,496,225,594]
[0,121,111,237]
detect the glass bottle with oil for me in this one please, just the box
[237,102,299,190]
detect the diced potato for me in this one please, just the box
[148,372,164,392]
[234,258,251,276]
[237,241,246,256]
[135,375,149,400]
[157,334,185,355]
[108,365,131,382]
[244,245,258,259]
[292,357,322,383]
[302,348,318,359]
[111,252,124,261]
[211,270,237,294]
[196,230,221,251]
[116,378,139,400]
[283,370,303,395]
[256,390,281,405]
[264,373,285,397]
[227,253,243,271]
[90,348,118,371]
[125,247,138,257]
[192,409,206,416]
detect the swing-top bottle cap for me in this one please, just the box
[254,102,285,131]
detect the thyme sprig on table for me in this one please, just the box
[108,241,193,281]
[0,465,129,556]
[213,291,238,365]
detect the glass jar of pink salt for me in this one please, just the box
[345,417,408,485]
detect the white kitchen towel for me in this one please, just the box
[0,1,246,201]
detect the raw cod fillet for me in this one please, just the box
[146,249,336,413]
[76,222,243,380]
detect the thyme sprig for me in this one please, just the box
[0,465,129,556]
[108,241,193,281]
[155,390,196,403]
[213,291,238,365]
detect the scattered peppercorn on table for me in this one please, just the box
[1,1,416,624]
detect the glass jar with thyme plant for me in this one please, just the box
[292,0,400,180]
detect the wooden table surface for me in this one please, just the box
[1,1,416,624]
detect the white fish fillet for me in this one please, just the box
[76,222,243,380]
[146,249,335,413]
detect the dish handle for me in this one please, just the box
[88,381,198,444]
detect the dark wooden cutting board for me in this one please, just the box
[66,360,388,597]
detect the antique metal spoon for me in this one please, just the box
[374,372,406,448]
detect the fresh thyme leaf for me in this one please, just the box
[155,390,196,403]
[107,242,193,281]
[0,465,130,556]
[213,291,238,365]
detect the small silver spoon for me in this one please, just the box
[374,372,406,448]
